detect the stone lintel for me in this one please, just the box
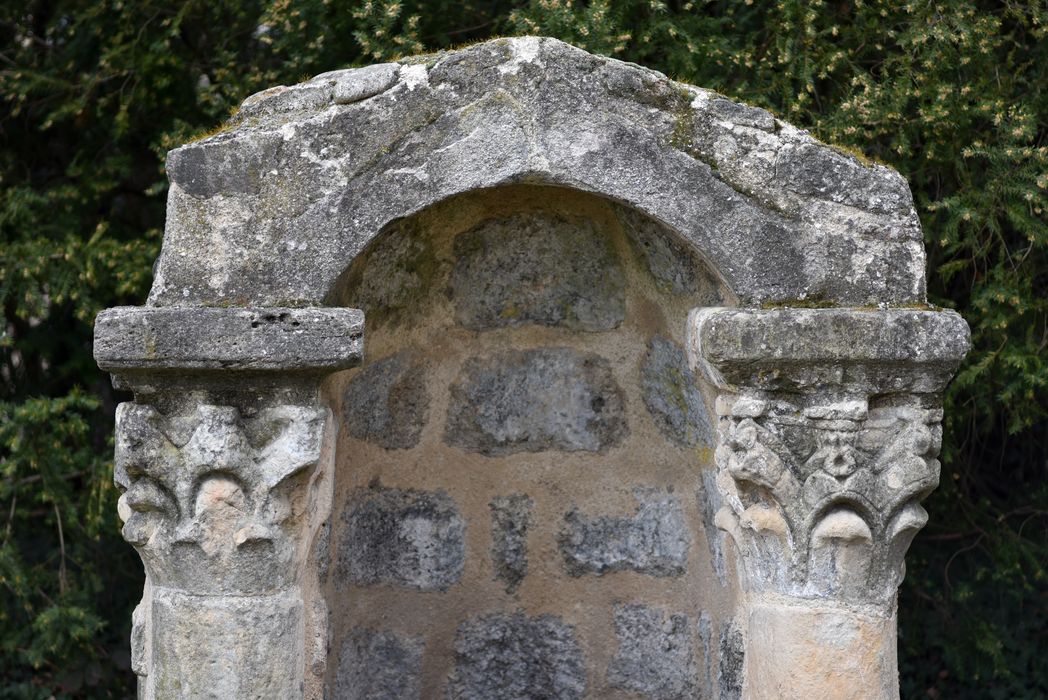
[688,307,970,394]
[94,306,364,376]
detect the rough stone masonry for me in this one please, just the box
[93,37,969,699]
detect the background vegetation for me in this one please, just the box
[1,0,1045,697]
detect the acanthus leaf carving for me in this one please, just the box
[114,401,327,595]
[713,392,942,605]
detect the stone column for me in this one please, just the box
[688,308,969,700]
[94,307,363,700]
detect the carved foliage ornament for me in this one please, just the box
[713,392,941,605]
[114,402,327,595]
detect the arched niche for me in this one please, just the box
[315,184,736,698]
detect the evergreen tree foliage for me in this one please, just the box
[1,1,1044,696]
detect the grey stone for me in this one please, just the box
[642,336,713,447]
[150,37,929,309]
[338,219,438,327]
[698,611,713,695]
[689,307,971,394]
[328,64,401,105]
[338,485,465,591]
[707,97,775,131]
[558,489,690,577]
[130,602,147,678]
[448,612,586,700]
[607,604,698,700]
[697,470,727,587]
[617,205,721,300]
[708,390,946,604]
[94,307,364,374]
[490,494,533,594]
[334,628,423,700]
[341,351,429,450]
[114,402,327,595]
[152,589,303,699]
[718,620,744,700]
[237,64,400,120]
[450,213,624,331]
[445,348,627,456]
[163,129,281,198]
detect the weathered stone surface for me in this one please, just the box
[314,520,331,585]
[558,489,690,577]
[744,603,899,700]
[152,37,929,309]
[92,35,977,700]
[238,64,400,121]
[338,219,437,326]
[690,307,969,698]
[341,351,429,449]
[689,307,970,394]
[698,470,728,587]
[339,485,465,591]
[607,604,697,700]
[151,589,303,699]
[445,348,627,456]
[94,306,364,373]
[490,494,533,594]
[617,205,721,300]
[708,390,944,603]
[450,213,624,331]
[698,611,714,694]
[115,402,326,595]
[334,628,424,700]
[448,612,586,699]
[642,336,713,447]
[718,620,744,700]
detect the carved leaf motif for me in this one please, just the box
[713,394,944,603]
[112,401,327,593]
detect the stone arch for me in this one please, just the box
[152,36,926,311]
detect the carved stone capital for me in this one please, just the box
[94,306,363,698]
[115,401,327,594]
[689,307,969,607]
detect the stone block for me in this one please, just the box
[445,348,627,456]
[718,619,744,700]
[742,602,897,700]
[93,306,364,374]
[448,612,586,699]
[338,485,465,591]
[490,494,533,594]
[341,351,429,450]
[450,213,624,331]
[642,335,713,447]
[618,206,720,300]
[339,220,438,327]
[558,489,690,577]
[607,604,698,700]
[334,628,424,700]
[689,307,971,394]
[698,469,728,587]
[151,589,302,699]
